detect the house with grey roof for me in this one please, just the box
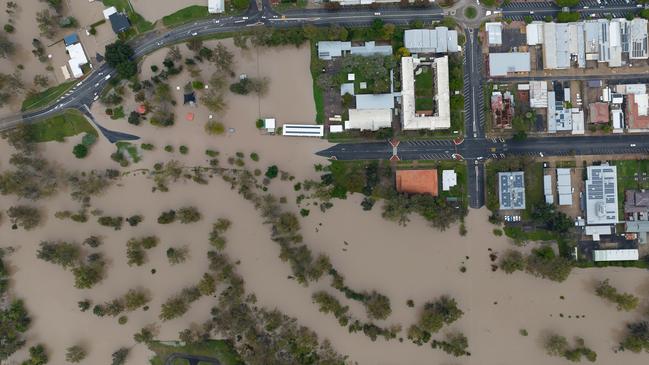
[624,190,649,220]
[404,28,459,54]
[499,172,526,210]
[316,41,392,60]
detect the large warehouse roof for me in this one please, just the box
[489,53,531,77]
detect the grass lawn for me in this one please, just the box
[273,0,308,11]
[415,97,434,111]
[524,162,544,216]
[26,110,97,143]
[414,67,433,97]
[102,0,154,33]
[310,41,325,124]
[464,6,477,19]
[21,81,76,111]
[148,340,243,365]
[162,5,210,27]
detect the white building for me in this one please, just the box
[102,6,117,20]
[401,56,450,130]
[585,165,618,225]
[66,42,89,79]
[526,21,544,46]
[529,80,548,108]
[593,249,639,262]
[585,225,613,241]
[345,109,392,131]
[557,168,573,206]
[263,118,276,133]
[485,22,503,46]
[442,170,457,191]
[282,124,324,137]
[208,0,225,14]
[544,174,554,204]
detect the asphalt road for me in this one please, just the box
[501,0,641,20]
[462,26,487,208]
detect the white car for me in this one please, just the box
[191,31,198,36]
[105,75,111,80]
[374,12,381,16]
[631,144,637,147]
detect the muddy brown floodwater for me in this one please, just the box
[1,37,649,365]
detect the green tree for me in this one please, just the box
[555,0,580,6]
[431,332,470,357]
[620,321,649,353]
[111,348,129,365]
[8,205,42,230]
[124,289,150,311]
[36,241,80,269]
[265,165,279,179]
[545,334,568,356]
[197,273,216,296]
[0,34,16,59]
[499,249,526,273]
[418,296,463,333]
[72,261,104,289]
[364,291,392,320]
[166,246,188,265]
[105,41,137,79]
[595,279,639,311]
[133,325,155,344]
[157,210,176,224]
[177,206,201,223]
[35,9,59,39]
[21,344,48,365]
[159,296,188,321]
[557,12,579,23]
[72,144,88,159]
[65,345,86,363]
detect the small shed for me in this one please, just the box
[330,125,344,133]
[264,118,276,133]
[185,112,194,121]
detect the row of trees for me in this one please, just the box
[157,206,201,224]
[36,240,105,289]
[595,279,639,312]
[544,334,597,362]
[407,296,464,347]
[0,250,32,360]
[126,236,159,266]
[499,246,573,282]
[92,288,150,317]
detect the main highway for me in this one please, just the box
[0,0,646,209]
